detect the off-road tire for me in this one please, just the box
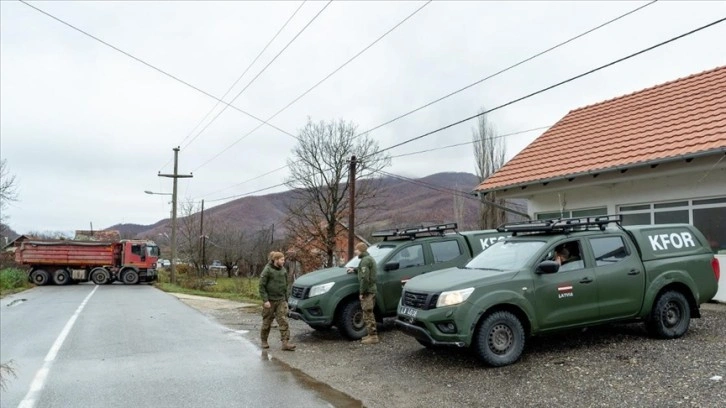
[474,311,525,367]
[90,268,110,285]
[121,269,139,285]
[645,290,691,339]
[30,269,50,286]
[335,299,368,340]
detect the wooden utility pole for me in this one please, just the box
[200,199,206,276]
[347,155,357,261]
[159,147,193,284]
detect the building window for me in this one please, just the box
[618,197,726,254]
[536,207,607,220]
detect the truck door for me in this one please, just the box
[588,235,644,319]
[533,239,600,330]
[380,244,430,314]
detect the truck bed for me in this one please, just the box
[16,241,116,267]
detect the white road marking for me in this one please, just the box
[17,286,99,408]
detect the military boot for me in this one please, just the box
[281,340,296,351]
[261,338,270,349]
[361,335,379,344]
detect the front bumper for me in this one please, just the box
[287,296,334,326]
[141,269,157,282]
[394,319,466,347]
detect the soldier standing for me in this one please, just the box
[259,251,296,351]
[352,242,379,344]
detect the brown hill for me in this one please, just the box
[114,172,526,240]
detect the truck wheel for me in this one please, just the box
[335,299,368,340]
[474,311,525,367]
[30,269,50,286]
[121,269,139,285]
[646,290,691,339]
[90,268,110,285]
[52,269,71,285]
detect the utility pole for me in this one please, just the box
[200,199,206,277]
[159,147,193,285]
[347,155,357,261]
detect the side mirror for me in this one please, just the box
[536,260,560,274]
[384,262,400,272]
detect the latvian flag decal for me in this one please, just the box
[558,285,573,298]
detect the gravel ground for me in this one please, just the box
[173,293,726,408]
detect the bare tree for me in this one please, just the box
[285,118,390,267]
[210,224,246,278]
[177,199,215,274]
[0,160,18,237]
[473,110,507,229]
[241,225,275,277]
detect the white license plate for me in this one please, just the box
[288,298,299,307]
[399,306,418,318]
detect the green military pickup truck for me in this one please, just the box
[287,223,509,339]
[395,216,720,366]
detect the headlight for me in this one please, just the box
[436,287,475,308]
[309,282,335,298]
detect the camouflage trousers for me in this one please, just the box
[361,293,377,336]
[261,300,290,342]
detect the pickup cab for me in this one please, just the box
[288,223,509,339]
[395,216,720,366]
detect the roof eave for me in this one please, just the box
[474,147,726,195]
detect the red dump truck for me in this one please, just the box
[15,239,160,285]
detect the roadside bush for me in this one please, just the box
[0,268,30,292]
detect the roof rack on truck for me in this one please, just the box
[371,223,458,241]
[496,215,622,235]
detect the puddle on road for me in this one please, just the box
[263,352,364,408]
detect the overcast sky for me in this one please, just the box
[1,0,725,234]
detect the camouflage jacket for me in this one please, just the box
[259,263,289,302]
[357,252,377,295]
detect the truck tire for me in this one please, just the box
[335,299,368,340]
[52,269,71,285]
[30,269,50,286]
[121,269,139,285]
[474,311,525,367]
[90,268,110,285]
[646,290,691,339]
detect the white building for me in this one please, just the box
[475,65,726,301]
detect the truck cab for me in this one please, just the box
[118,240,160,283]
[288,223,508,339]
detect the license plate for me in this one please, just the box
[288,298,299,307]
[399,306,418,318]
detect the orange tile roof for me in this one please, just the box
[475,65,726,193]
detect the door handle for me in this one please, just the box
[628,269,641,276]
[579,277,593,284]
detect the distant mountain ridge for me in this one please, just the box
[104,172,525,239]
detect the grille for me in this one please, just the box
[403,291,429,308]
[291,285,306,299]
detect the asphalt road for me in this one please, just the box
[0,284,331,408]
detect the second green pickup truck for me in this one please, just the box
[395,216,720,366]
[288,223,509,339]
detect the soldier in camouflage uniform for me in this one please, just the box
[354,243,379,344]
[259,251,296,351]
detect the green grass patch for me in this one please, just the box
[155,275,262,304]
[0,268,31,297]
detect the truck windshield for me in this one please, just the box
[466,241,545,271]
[147,245,160,257]
[345,245,395,268]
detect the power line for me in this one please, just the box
[181,1,333,151]
[374,16,726,156]
[205,182,288,203]
[191,0,433,172]
[176,1,307,149]
[198,163,290,198]
[353,0,659,140]
[390,126,551,159]
[18,1,301,155]
[195,0,655,190]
